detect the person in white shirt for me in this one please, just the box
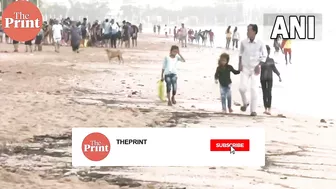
[160,45,186,106]
[102,19,112,47]
[232,27,240,50]
[110,19,119,48]
[180,23,187,48]
[238,24,267,116]
[52,20,63,53]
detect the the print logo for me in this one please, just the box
[82,132,110,161]
[1,0,43,41]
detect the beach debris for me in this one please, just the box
[209,167,216,169]
[105,177,142,187]
[146,184,155,189]
[168,119,176,124]
[277,114,286,118]
[320,119,327,123]
[64,170,77,177]
[191,105,196,108]
[234,102,241,106]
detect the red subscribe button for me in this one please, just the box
[210,139,250,151]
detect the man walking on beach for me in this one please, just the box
[180,23,187,48]
[238,24,267,116]
[110,19,119,48]
[102,19,112,48]
[52,20,63,53]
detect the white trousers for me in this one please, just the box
[53,37,61,44]
[239,69,259,113]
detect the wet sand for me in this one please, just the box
[0,34,335,189]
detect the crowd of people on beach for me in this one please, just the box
[0,17,141,53]
[155,23,292,66]
[154,23,242,49]
[160,24,294,116]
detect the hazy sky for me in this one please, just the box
[42,0,330,12]
[43,0,215,8]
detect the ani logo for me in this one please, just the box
[270,15,316,40]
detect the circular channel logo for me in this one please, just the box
[1,0,43,41]
[82,132,110,161]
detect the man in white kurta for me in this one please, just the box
[52,20,63,53]
[239,24,267,116]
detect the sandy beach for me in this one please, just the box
[0,34,335,189]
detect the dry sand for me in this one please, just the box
[0,34,335,189]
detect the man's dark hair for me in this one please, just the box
[83,18,87,21]
[248,24,258,34]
